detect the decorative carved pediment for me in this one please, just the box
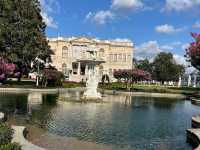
[71,37,96,44]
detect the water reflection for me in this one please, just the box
[0,91,199,149]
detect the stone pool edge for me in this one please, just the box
[187,116,200,150]
[0,112,44,150]
[12,125,44,150]
[0,87,186,99]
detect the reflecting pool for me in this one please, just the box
[0,92,199,150]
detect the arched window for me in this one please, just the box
[62,63,68,75]
[62,46,68,58]
[127,54,131,61]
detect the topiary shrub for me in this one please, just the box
[0,124,13,145]
[0,143,21,150]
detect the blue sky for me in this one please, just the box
[40,0,200,66]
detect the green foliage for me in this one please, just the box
[62,81,85,88]
[152,52,185,82]
[100,82,198,95]
[41,69,64,87]
[0,0,53,76]
[0,123,13,145]
[0,143,21,150]
[136,59,153,74]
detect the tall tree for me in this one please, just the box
[186,33,200,70]
[136,59,153,74]
[152,52,185,83]
[0,0,53,76]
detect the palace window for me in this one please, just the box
[109,54,113,62]
[118,54,122,61]
[127,54,131,61]
[114,54,117,62]
[123,54,126,62]
[62,46,68,58]
[62,63,68,75]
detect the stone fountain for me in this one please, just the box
[77,45,105,99]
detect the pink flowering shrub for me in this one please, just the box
[114,69,151,82]
[0,58,16,83]
[41,68,64,87]
[186,33,200,70]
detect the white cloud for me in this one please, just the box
[85,0,149,25]
[173,54,187,65]
[182,43,190,50]
[111,0,144,10]
[41,12,58,28]
[39,0,59,28]
[113,38,132,42]
[193,21,200,28]
[86,10,115,25]
[135,41,162,60]
[85,12,93,20]
[155,24,185,34]
[164,0,200,11]
[135,41,188,66]
[160,45,174,50]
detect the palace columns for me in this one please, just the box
[77,62,81,75]
[85,64,88,76]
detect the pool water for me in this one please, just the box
[0,92,199,150]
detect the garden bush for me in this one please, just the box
[0,124,13,145]
[0,123,21,150]
[0,143,21,150]
[41,68,64,87]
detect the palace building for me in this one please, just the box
[48,37,134,82]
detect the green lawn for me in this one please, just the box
[99,82,200,96]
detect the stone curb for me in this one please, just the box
[12,126,44,150]
[187,115,200,149]
[191,98,200,106]
[0,87,186,99]
[187,129,200,150]
[0,87,59,94]
[192,116,200,128]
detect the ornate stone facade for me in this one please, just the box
[48,37,134,82]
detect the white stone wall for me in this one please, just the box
[48,37,134,82]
